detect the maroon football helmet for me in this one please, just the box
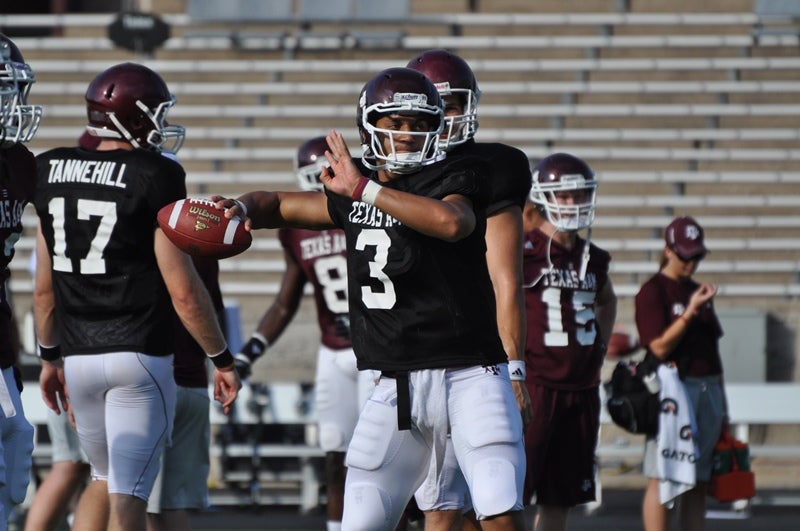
[357,67,444,174]
[1,33,41,146]
[84,62,185,153]
[530,153,597,232]
[406,49,480,150]
[295,136,328,192]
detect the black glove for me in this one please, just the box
[333,314,351,341]
[234,354,252,380]
[235,335,268,380]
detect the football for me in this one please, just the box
[157,198,251,259]
[606,331,640,359]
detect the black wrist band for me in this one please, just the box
[38,344,62,362]
[208,348,235,369]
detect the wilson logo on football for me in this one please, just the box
[188,205,221,224]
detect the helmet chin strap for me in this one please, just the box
[523,224,592,289]
[579,226,592,282]
[106,112,142,149]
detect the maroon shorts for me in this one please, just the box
[523,382,600,506]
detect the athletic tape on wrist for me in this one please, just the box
[360,180,382,205]
[508,360,526,381]
[231,199,248,218]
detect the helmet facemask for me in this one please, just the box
[0,44,41,146]
[435,82,479,151]
[530,174,597,232]
[295,160,326,191]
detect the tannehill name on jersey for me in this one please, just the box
[0,199,25,229]
[348,202,400,228]
[300,231,346,260]
[46,159,127,188]
[540,267,597,291]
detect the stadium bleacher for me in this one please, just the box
[6,0,800,510]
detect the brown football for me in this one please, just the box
[607,331,640,359]
[157,198,251,259]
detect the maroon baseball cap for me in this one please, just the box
[665,216,707,261]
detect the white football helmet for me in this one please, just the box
[530,152,598,232]
[295,136,328,192]
[0,34,42,146]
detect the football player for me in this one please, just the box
[215,67,526,530]
[522,153,617,531]
[235,136,379,531]
[406,49,533,530]
[0,32,39,529]
[33,62,240,531]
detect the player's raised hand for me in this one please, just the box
[320,130,367,199]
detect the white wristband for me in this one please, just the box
[231,199,248,218]
[508,360,526,381]
[360,180,382,205]
[252,332,269,348]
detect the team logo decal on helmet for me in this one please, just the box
[0,33,42,146]
[84,62,185,154]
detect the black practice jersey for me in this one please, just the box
[0,143,37,368]
[326,155,506,372]
[450,139,532,215]
[34,147,186,356]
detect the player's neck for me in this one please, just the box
[96,139,135,151]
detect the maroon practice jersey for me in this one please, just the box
[523,228,611,389]
[0,144,37,368]
[278,227,351,350]
[635,272,723,378]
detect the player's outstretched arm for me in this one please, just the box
[213,190,334,231]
